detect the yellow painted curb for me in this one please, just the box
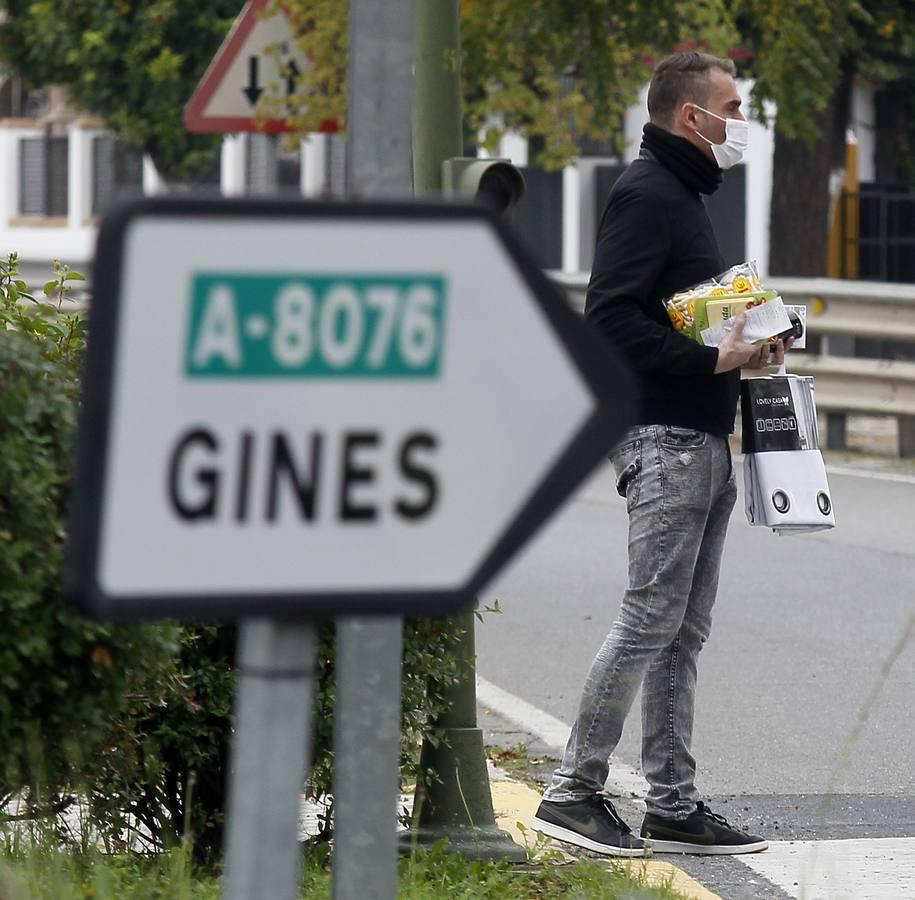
[490,779,721,900]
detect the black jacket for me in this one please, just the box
[585,147,740,436]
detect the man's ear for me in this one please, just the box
[678,101,699,131]
[670,101,697,139]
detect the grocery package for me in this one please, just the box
[664,260,804,348]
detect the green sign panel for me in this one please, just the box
[185,273,447,378]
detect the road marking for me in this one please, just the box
[476,676,649,800]
[824,465,915,485]
[738,838,915,899]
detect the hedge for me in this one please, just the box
[0,254,464,862]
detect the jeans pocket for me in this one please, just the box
[661,426,707,449]
[612,442,642,512]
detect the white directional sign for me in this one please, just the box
[68,198,633,618]
[184,0,337,134]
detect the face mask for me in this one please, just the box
[692,105,748,169]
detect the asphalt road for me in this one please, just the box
[475,450,915,898]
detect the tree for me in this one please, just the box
[459,0,737,168]
[850,2,915,183]
[737,0,915,276]
[273,0,737,169]
[0,0,241,181]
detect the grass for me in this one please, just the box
[0,845,220,899]
[0,840,694,899]
[0,744,696,898]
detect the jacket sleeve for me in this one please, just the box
[584,186,719,377]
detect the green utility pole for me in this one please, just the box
[413,0,462,194]
[405,0,526,863]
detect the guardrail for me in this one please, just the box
[548,272,915,458]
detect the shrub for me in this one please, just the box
[0,253,466,861]
[93,616,463,861]
[0,259,180,843]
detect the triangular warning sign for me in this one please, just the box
[184,0,338,135]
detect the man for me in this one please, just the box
[532,52,791,857]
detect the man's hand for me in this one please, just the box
[713,313,759,373]
[713,313,796,373]
[742,335,795,371]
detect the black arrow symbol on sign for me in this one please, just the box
[285,59,301,96]
[243,57,263,106]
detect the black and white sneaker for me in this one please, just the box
[641,802,768,855]
[532,793,646,857]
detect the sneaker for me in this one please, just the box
[641,802,768,855]
[531,793,646,857]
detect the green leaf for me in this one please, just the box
[65,271,86,281]
[42,280,59,297]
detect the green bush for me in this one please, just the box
[0,257,180,842]
[0,253,465,862]
[91,617,463,862]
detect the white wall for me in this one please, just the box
[0,119,98,271]
[0,124,321,278]
[495,130,529,167]
[744,95,777,280]
[622,83,651,163]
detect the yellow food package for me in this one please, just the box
[663,260,765,340]
[704,291,779,343]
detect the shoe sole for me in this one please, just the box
[531,816,646,857]
[645,837,769,856]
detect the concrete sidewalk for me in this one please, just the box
[490,773,721,900]
[299,774,719,898]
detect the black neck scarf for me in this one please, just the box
[640,122,722,196]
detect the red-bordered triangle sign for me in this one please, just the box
[184,0,339,134]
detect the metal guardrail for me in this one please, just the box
[548,272,915,458]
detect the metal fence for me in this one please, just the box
[836,188,915,283]
[549,272,915,458]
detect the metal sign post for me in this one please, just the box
[331,2,415,899]
[222,620,318,900]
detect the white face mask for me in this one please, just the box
[692,105,748,169]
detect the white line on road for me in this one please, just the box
[476,676,649,800]
[825,465,915,485]
[738,838,915,900]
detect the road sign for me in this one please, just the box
[67,196,633,619]
[184,0,338,134]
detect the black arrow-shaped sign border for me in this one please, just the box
[66,196,637,621]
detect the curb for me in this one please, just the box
[490,777,721,900]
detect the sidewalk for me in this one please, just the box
[299,769,721,898]
[489,770,721,900]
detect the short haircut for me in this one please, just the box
[647,52,736,128]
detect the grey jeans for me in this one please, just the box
[544,424,737,819]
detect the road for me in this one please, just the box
[476,451,915,899]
